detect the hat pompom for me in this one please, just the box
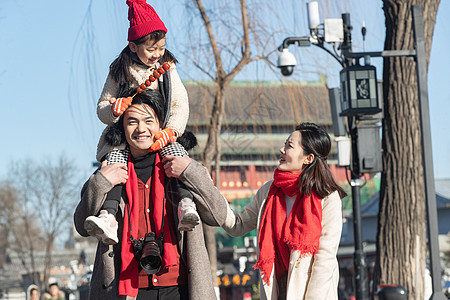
[126,0,146,5]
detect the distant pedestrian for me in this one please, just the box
[43,282,64,300]
[27,285,40,300]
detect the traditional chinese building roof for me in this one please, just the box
[184,80,336,166]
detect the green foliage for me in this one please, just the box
[340,175,381,211]
[215,197,256,248]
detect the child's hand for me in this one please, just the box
[150,128,177,151]
[111,97,133,117]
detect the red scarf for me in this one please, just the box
[118,154,178,297]
[254,169,323,286]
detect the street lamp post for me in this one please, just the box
[277,4,445,300]
[278,10,372,300]
[341,13,370,300]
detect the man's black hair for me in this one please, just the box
[105,89,164,146]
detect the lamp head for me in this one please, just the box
[277,48,297,76]
[307,1,320,30]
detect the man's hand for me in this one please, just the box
[162,155,191,178]
[111,97,133,117]
[99,160,128,185]
[150,128,177,152]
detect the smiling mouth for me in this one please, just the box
[134,136,150,141]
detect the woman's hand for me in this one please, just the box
[99,160,128,185]
[162,155,191,178]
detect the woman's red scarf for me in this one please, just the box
[118,154,178,297]
[254,169,323,286]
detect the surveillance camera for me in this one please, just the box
[280,66,295,76]
[277,48,297,76]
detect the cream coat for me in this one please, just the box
[180,164,343,300]
[96,63,189,161]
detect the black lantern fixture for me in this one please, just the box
[339,64,381,116]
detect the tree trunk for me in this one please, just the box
[191,0,262,295]
[376,1,440,299]
[203,85,225,172]
[202,84,226,290]
[42,234,55,292]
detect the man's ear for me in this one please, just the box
[303,153,315,165]
[129,42,137,53]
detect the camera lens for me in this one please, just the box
[140,233,162,274]
[141,252,162,273]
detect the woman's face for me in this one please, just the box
[278,131,313,173]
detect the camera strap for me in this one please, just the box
[125,195,166,242]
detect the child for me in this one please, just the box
[84,0,199,245]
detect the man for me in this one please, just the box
[43,282,64,300]
[74,90,227,300]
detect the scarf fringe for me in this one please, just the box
[284,237,319,256]
[254,257,275,286]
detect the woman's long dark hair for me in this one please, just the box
[109,30,178,95]
[296,122,347,199]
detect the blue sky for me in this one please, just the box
[1,0,449,180]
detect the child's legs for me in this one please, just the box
[160,142,198,230]
[102,148,129,215]
[102,186,121,215]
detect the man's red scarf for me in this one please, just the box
[118,154,178,297]
[254,169,323,286]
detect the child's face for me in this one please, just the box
[130,37,166,67]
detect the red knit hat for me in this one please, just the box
[127,0,167,41]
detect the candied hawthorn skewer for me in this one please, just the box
[135,62,172,94]
[113,62,173,117]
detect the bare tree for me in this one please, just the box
[185,0,278,289]
[0,182,45,285]
[189,0,271,175]
[375,1,440,298]
[9,155,78,291]
[0,183,21,266]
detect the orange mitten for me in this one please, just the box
[111,97,133,117]
[150,128,177,152]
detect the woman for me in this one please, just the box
[163,122,347,300]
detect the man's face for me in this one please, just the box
[49,285,59,296]
[123,104,161,157]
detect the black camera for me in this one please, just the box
[131,232,163,274]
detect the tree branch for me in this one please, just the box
[225,0,251,83]
[192,60,215,80]
[194,0,225,78]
